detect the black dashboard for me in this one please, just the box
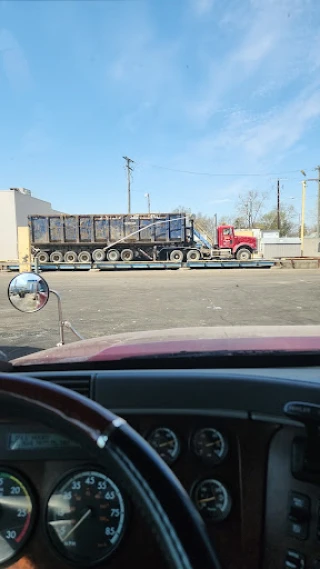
[1,366,320,569]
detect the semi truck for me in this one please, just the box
[29,213,258,263]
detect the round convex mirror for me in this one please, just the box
[8,272,49,313]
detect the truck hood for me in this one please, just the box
[11,326,320,366]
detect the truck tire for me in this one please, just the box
[92,249,105,262]
[78,251,91,263]
[36,251,49,263]
[50,251,63,263]
[64,251,78,263]
[106,249,120,262]
[187,249,201,261]
[121,249,134,261]
[236,248,251,261]
[170,249,184,262]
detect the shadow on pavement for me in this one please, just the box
[0,346,43,361]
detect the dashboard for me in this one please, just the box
[1,366,320,569]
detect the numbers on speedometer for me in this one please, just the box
[0,470,35,563]
[47,469,127,565]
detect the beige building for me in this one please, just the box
[0,188,62,261]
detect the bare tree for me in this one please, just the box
[236,190,267,228]
[172,206,217,241]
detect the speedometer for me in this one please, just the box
[47,469,127,565]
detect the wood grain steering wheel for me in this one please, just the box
[0,373,221,569]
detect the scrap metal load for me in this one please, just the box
[29,213,257,263]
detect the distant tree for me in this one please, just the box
[235,190,267,228]
[259,205,296,236]
[172,206,217,241]
[172,206,192,215]
[218,214,234,225]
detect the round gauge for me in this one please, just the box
[191,428,228,464]
[147,427,180,464]
[0,470,35,563]
[192,479,231,522]
[47,469,126,565]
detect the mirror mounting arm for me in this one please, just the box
[50,290,84,346]
[50,290,65,346]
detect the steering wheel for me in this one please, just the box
[0,373,221,569]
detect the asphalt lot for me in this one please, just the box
[0,268,320,360]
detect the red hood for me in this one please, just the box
[235,236,257,248]
[11,326,320,366]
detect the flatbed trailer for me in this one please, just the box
[3,259,275,271]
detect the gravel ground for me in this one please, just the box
[0,268,320,360]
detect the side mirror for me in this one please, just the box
[8,272,49,313]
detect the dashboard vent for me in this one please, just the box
[41,375,91,398]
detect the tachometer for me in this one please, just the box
[192,479,231,522]
[0,470,35,563]
[47,469,126,565]
[191,428,228,464]
[147,427,180,464]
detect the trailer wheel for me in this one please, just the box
[92,249,105,262]
[50,251,63,263]
[64,251,78,263]
[106,249,120,262]
[170,249,184,262]
[121,249,134,261]
[236,248,251,261]
[36,251,49,263]
[78,251,91,263]
[186,249,201,261]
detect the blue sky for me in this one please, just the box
[0,0,320,220]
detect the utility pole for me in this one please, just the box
[144,193,151,214]
[277,179,281,231]
[300,179,306,257]
[123,156,134,214]
[316,165,320,239]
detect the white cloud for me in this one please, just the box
[243,88,320,159]
[191,0,215,16]
[0,28,31,88]
[186,0,315,123]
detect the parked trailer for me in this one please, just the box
[30,213,198,263]
[29,213,258,263]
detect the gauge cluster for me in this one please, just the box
[145,425,232,523]
[0,422,234,566]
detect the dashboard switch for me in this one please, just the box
[288,492,310,540]
[285,549,305,569]
[289,492,310,520]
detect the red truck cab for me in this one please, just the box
[218,225,258,260]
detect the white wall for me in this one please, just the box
[0,190,62,260]
[14,191,61,226]
[0,192,18,260]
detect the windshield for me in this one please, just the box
[1,0,320,363]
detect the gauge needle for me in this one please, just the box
[61,508,91,542]
[159,440,174,447]
[205,441,220,447]
[198,496,216,504]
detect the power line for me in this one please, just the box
[136,161,310,178]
